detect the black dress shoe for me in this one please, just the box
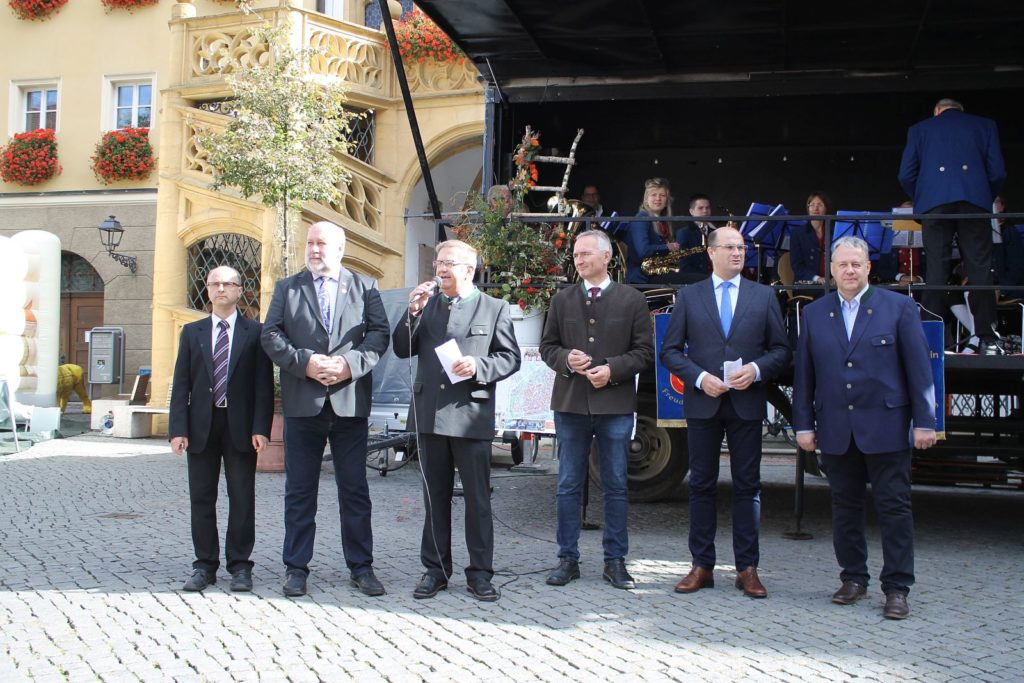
[283,569,307,597]
[883,592,910,620]
[602,559,635,590]
[413,573,448,599]
[351,570,386,596]
[831,580,867,605]
[467,577,499,602]
[183,569,215,592]
[546,558,581,586]
[229,568,253,592]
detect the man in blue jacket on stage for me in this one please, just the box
[898,98,1006,354]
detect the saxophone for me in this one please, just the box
[641,244,707,276]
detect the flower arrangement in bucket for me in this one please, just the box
[0,128,61,186]
[394,8,466,65]
[8,0,68,20]
[91,127,156,184]
[451,128,569,311]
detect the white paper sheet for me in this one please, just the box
[723,358,743,388]
[435,338,470,383]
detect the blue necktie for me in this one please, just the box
[316,277,332,334]
[719,281,733,336]
[212,320,229,408]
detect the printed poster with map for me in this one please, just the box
[494,347,556,434]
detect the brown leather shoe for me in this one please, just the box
[883,592,910,620]
[831,580,867,605]
[734,567,768,598]
[674,566,714,593]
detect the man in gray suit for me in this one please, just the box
[661,226,791,598]
[540,230,654,590]
[393,240,520,601]
[261,221,390,598]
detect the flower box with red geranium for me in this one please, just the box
[100,0,158,11]
[0,128,62,186]
[394,8,467,65]
[91,127,156,184]
[8,0,68,21]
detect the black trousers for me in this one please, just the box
[922,201,996,340]
[418,433,493,582]
[821,443,914,595]
[187,408,256,574]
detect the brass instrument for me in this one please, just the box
[641,243,707,276]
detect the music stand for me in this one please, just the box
[740,202,788,280]
[833,210,893,261]
[890,207,924,282]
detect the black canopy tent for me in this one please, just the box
[404,2,1024,210]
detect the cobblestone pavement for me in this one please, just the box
[1,433,1022,682]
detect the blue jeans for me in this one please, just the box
[554,411,633,562]
[282,403,373,576]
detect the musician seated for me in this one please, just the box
[624,177,687,285]
[790,192,831,285]
[674,194,715,283]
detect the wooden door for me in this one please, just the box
[60,292,103,367]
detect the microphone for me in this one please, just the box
[411,276,443,302]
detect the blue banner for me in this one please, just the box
[922,320,945,437]
[653,312,686,426]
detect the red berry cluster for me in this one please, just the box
[0,129,62,186]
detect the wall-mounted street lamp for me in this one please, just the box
[97,215,137,274]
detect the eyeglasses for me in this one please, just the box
[432,260,470,269]
[713,244,746,252]
[207,281,241,289]
[573,251,603,260]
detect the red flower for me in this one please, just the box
[0,129,61,185]
[91,127,156,184]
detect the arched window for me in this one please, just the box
[61,253,103,293]
[186,233,262,319]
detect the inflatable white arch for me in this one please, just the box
[0,231,61,407]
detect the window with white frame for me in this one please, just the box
[109,78,153,129]
[22,84,58,131]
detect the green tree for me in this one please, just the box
[198,20,356,278]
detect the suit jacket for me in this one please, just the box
[261,268,390,419]
[660,277,791,421]
[169,312,274,454]
[898,108,1006,214]
[392,290,520,440]
[540,282,654,415]
[789,222,825,282]
[676,221,711,276]
[792,286,936,455]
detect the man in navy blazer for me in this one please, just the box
[170,265,274,593]
[898,98,1006,354]
[793,236,937,620]
[262,222,390,598]
[661,226,791,598]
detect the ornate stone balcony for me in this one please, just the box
[179,6,392,103]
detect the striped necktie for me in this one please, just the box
[212,319,229,408]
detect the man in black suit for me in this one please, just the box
[170,265,274,592]
[661,227,791,598]
[262,221,390,598]
[392,240,521,601]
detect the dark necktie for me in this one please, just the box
[316,277,332,334]
[589,287,601,299]
[719,281,733,335]
[213,319,229,408]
